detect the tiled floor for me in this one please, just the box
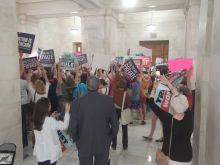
[23,112,163,165]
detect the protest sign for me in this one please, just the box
[38,49,55,67]
[130,46,152,57]
[156,57,163,64]
[124,57,142,71]
[122,59,140,82]
[57,130,73,152]
[156,63,169,73]
[76,54,88,65]
[92,54,112,71]
[167,69,187,87]
[168,58,193,73]
[141,56,152,67]
[113,56,124,65]
[18,32,35,54]
[22,57,38,71]
[154,83,173,115]
[59,53,75,70]
[132,59,142,71]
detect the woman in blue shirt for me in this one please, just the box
[73,73,88,100]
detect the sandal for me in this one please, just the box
[155,137,164,142]
[142,136,152,141]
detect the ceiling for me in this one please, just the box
[16,0,188,19]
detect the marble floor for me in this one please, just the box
[22,112,163,165]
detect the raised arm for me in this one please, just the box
[19,58,25,77]
[159,75,179,96]
[26,70,33,83]
[42,67,49,83]
[57,63,63,84]
[52,63,58,79]
[51,103,70,130]
[37,63,43,77]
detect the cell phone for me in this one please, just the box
[156,71,161,76]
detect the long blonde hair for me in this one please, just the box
[34,80,46,94]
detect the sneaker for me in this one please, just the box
[142,136,152,141]
[123,146,128,150]
[111,146,116,150]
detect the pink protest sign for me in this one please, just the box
[75,52,81,56]
[168,58,193,72]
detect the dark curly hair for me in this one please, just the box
[32,97,50,131]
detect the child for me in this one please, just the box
[32,97,70,165]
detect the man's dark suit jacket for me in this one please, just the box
[68,91,119,157]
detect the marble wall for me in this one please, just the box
[117,9,186,59]
[0,0,23,164]
[17,16,81,61]
[193,0,220,164]
[17,9,188,63]
[185,2,200,90]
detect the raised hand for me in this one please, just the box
[159,75,169,85]
[65,103,71,113]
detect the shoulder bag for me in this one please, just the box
[121,91,133,125]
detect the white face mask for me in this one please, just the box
[173,112,184,121]
[171,94,189,113]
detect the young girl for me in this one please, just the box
[32,97,70,165]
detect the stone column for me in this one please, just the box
[117,23,126,56]
[0,0,23,164]
[185,0,200,90]
[81,9,118,57]
[192,0,220,164]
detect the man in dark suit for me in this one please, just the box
[68,76,119,165]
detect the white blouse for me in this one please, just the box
[33,112,70,163]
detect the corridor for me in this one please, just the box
[23,114,162,165]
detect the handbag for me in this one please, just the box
[121,91,133,125]
[156,118,174,165]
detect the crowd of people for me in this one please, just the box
[19,56,194,165]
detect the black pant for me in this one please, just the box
[79,153,109,165]
[112,108,128,148]
[21,104,29,148]
[38,160,56,165]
